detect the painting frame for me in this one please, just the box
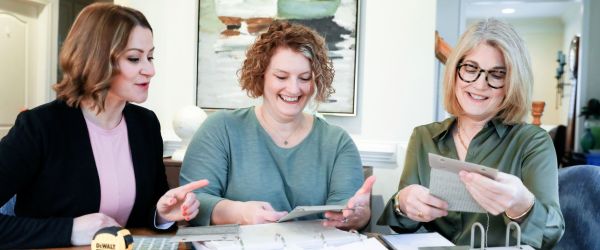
[195,0,361,116]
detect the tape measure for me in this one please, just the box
[91,226,133,250]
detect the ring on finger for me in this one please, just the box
[342,217,349,223]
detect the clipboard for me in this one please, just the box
[170,224,239,242]
[277,205,346,222]
[427,153,498,213]
[428,153,498,179]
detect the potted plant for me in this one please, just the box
[580,98,600,152]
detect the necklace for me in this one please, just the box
[456,122,469,151]
[259,107,303,146]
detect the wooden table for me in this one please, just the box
[45,228,191,250]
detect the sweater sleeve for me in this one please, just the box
[326,131,363,206]
[0,111,74,248]
[179,112,230,226]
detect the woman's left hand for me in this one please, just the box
[323,176,376,230]
[156,179,209,222]
[459,171,534,217]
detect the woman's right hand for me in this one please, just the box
[71,213,120,246]
[237,201,288,224]
[397,184,449,222]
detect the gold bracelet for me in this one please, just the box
[505,197,535,221]
[393,191,407,216]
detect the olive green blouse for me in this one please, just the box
[377,117,564,249]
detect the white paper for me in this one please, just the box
[381,232,454,250]
[332,237,388,250]
[278,205,346,222]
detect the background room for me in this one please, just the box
[1,0,599,234]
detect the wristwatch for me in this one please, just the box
[393,191,407,216]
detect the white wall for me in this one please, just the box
[117,0,438,233]
[115,0,199,142]
[326,1,437,232]
[560,4,582,125]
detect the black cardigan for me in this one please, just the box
[0,100,170,248]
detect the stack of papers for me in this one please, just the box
[381,232,455,250]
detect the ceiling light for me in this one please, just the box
[502,8,516,14]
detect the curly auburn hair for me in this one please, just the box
[53,3,152,112]
[239,21,335,102]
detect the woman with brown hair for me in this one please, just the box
[0,3,207,248]
[180,21,374,231]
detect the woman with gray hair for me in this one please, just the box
[378,19,564,249]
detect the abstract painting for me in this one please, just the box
[196,0,360,115]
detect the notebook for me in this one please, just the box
[192,220,366,250]
[428,153,498,213]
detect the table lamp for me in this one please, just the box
[172,106,207,161]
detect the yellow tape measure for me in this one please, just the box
[91,226,133,250]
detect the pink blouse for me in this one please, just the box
[84,116,136,226]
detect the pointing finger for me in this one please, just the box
[178,179,209,193]
[173,179,209,199]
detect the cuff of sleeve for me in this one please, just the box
[153,210,175,230]
[503,197,545,249]
[190,193,224,226]
[376,197,420,233]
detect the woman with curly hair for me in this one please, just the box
[180,21,374,231]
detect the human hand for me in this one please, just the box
[459,171,534,217]
[237,201,288,224]
[324,176,376,230]
[156,179,209,222]
[397,184,448,222]
[71,213,120,246]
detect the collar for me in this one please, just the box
[431,116,509,142]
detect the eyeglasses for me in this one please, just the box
[457,63,506,89]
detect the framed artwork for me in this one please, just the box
[196,0,360,115]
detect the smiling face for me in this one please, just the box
[262,46,314,120]
[108,26,155,104]
[455,43,507,121]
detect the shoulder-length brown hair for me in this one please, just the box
[239,21,335,103]
[443,18,533,124]
[53,3,152,112]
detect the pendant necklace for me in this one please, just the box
[260,107,303,146]
[456,121,469,151]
